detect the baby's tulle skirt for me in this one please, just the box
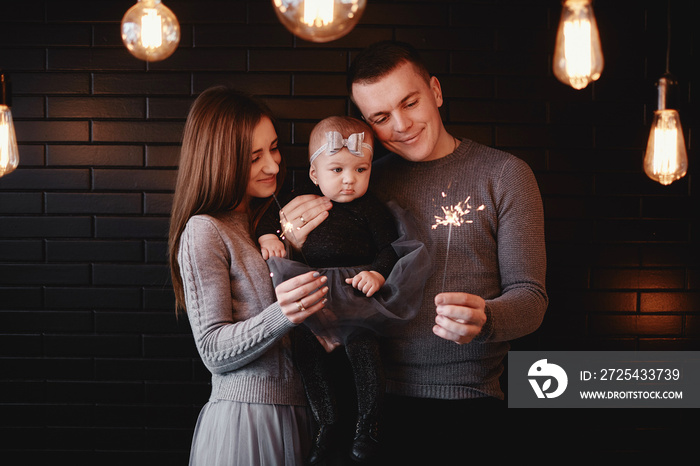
[267,201,432,343]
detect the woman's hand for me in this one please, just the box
[275,271,328,325]
[280,195,332,249]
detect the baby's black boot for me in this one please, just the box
[307,423,338,465]
[349,414,380,463]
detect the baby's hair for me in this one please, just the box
[309,116,374,162]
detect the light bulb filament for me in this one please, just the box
[651,114,681,185]
[563,17,593,88]
[304,0,334,27]
[141,9,163,48]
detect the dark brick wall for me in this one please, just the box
[0,0,697,462]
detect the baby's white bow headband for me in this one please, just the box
[309,131,373,164]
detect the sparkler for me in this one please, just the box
[432,193,485,293]
[272,193,309,264]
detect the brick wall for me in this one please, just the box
[0,0,697,462]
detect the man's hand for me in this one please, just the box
[432,292,487,344]
[345,270,385,297]
[258,234,286,260]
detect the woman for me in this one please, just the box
[168,86,328,465]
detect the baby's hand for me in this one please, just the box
[259,234,286,260]
[345,271,385,297]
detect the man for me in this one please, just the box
[283,41,547,462]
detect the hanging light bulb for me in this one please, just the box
[121,0,180,62]
[272,0,367,43]
[553,0,604,90]
[643,75,687,185]
[0,71,19,179]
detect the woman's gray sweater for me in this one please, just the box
[178,210,307,405]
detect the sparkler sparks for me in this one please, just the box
[272,194,309,264]
[432,194,484,230]
[432,194,485,292]
[279,216,294,241]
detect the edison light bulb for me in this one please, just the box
[553,0,604,90]
[121,0,180,62]
[0,73,19,179]
[0,105,19,178]
[643,77,688,186]
[272,0,367,43]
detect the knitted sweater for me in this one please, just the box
[178,210,307,405]
[370,138,548,400]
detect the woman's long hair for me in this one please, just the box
[168,86,283,313]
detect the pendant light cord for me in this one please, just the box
[665,0,671,74]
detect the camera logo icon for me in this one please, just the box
[528,359,568,399]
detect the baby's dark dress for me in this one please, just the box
[257,189,431,434]
[257,188,429,341]
[300,194,398,286]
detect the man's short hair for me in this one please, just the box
[347,40,431,96]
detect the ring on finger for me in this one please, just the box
[295,300,306,312]
[299,215,306,226]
